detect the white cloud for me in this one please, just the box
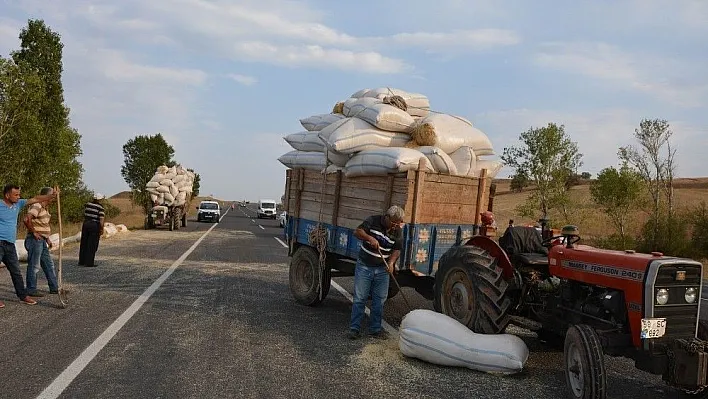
[390,29,521,52]
[227,74,258,86]
[533,42,708,107]
[476,108,707,178]
[94,49,207,85]
[233,42,411,74]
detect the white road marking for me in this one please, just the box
[273,237,398,336]
[36,208,231,399]
[258,225,265,230]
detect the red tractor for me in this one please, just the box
[434,218,706,398]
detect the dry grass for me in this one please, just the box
[491,177,708,265]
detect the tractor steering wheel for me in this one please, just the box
[542,234,581,248]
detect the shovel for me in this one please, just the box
[377,247,412,311]
[56,188,68,308]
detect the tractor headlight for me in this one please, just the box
[656,288,669,305]
[685,287,697,304]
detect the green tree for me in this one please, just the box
[11,19,83,193]
[581,172,592,179]
[188,168,201,198]
[501,122,583,222]
[619,118,676,251]
[509,172,528,193]
[121,133,175,212]
[590,164,645,247]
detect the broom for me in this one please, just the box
[56,187,68,308]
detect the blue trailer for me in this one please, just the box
[282,165,501,316]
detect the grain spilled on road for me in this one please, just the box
[351,336,425,380]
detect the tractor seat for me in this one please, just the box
[513,253,548,266]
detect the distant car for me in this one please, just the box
[278,211,287,227]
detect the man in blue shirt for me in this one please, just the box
[1,184,58,307]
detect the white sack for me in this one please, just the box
[299,113,345,131]
[169,184,179,198]
[327,149,351,167]
[414,114,495,155]
[344,148,434,177]
[176,191,187,202]
[278,150,328,171]
[416,146,458,175]
[399,309,529,375]
[156,185,170,194]
[48,233,61,248]
[102,223,118,238]
[178,185,193,193]
[476,159,504,179]
[116,224,129,233]
[172,175,186,184]
[150,193,159,202]
[146,181,159,188]
[323,117,411,154]
[362,87,430,117]
[343,97,416,133]
[284,131,326,152]
[159,179,174,187]
[350,88,371,98]
[163,193,175,203]
[449,146,477,176]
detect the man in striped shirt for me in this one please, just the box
[22,187,59,297]
[78,193,105,267]
[348,205,404,340]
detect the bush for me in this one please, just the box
[690,201,708,258]
[635,212,692,257]
[593,233,637,251]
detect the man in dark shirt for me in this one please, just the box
[78,193,105,267]
[347,205,404,340]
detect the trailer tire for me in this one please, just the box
[181,213,187,227]
[289,246,331,306]
[434,245,511,334]
[564,324,606,399]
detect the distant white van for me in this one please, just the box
[257,199,277,219]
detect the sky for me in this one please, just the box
[0,0,706,201]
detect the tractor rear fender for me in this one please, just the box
[464,236,515,280]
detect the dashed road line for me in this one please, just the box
[258,225,265,230]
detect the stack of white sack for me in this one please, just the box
[399,309,529,375]
[278,87,504,179]
[144,165,195,207]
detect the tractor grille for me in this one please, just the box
[649,263,702,352]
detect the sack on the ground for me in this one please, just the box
[411,113,495,155]
[299,113,345,131]
[278,150,328,171]
[416,146,458,175]
[344,147,434,177]
[284,131,326,152]
[322,117,411,154]
[343,97,416,132]
[362,87,430,117]
[399,309,529,374]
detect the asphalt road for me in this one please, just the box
[0,204,696,398]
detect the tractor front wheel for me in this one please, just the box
[289,246,331,306]
[564,324,606,399]
[434,245,511,334]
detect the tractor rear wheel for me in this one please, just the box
[434,245,511,334]
[564,324,606,399]
[289,246,331,306]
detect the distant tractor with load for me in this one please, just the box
[144,165,196,231]
[283,164,708,398]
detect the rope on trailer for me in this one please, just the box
[308,141,331,301]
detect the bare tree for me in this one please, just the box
[618,118,675,250]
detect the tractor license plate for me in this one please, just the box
[640,318,667,339]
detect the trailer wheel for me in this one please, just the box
[181,213,187,227]
[564,324,606,399]
[434,245,511,334]
[289,246,331,306]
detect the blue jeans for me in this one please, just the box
[24,234,58,292]
[0,240,28,298]
[349,259,390,334]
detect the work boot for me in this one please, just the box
[28,291,45,297]
[347,329,360,340]
[0,301,5,308]
[20,296,37,305]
